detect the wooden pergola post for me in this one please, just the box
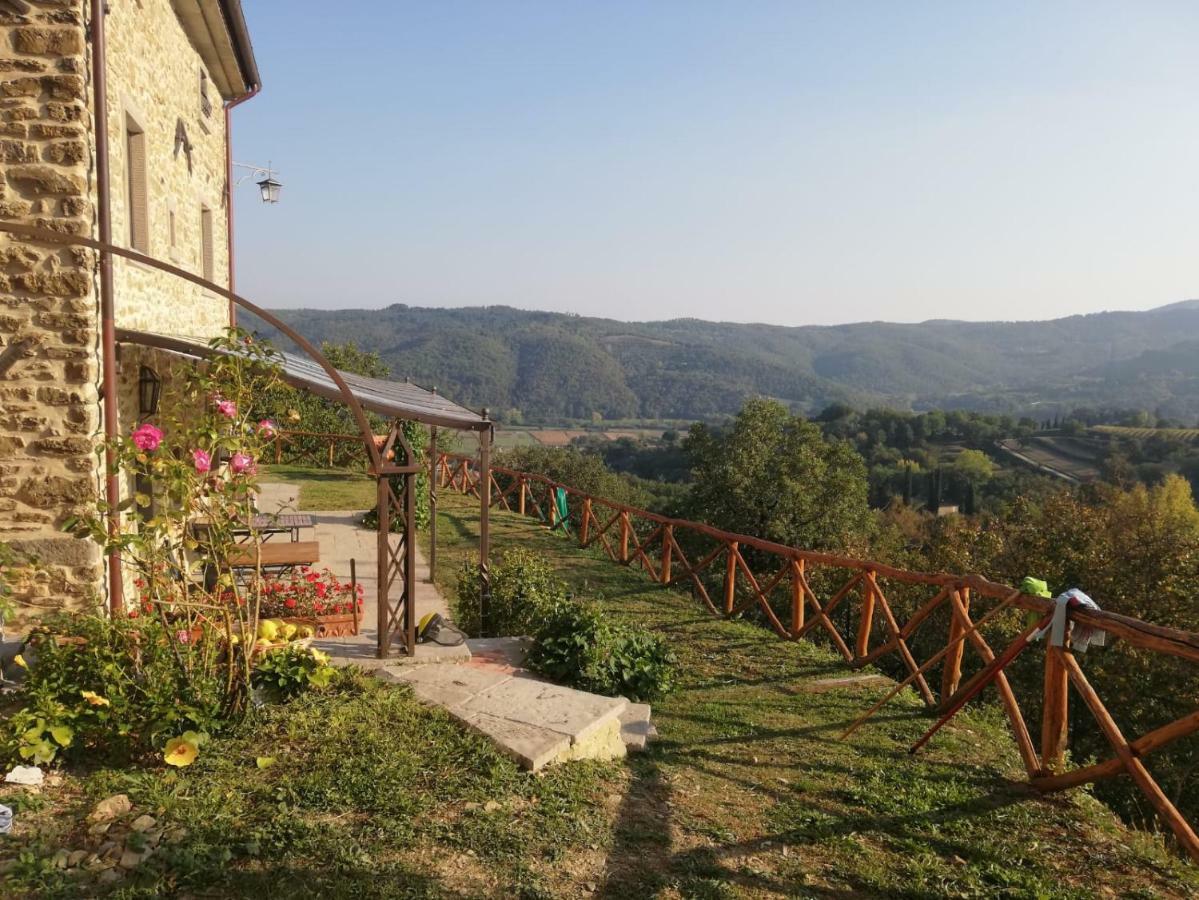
[427,423,438,583]
[479,412,492,637]
[376,420,420,659]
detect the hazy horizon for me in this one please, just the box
[232,1,1199,328]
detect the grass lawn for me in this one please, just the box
[260,464,376,510]
[4,486,1197,898]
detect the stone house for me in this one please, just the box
[0,0,259,613]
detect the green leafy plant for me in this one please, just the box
[527,599,677,702]
[453,547,568,638]
[4,612,225,766]
[252,644,338,701]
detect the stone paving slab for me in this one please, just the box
[458,710,571,771]
[792,674,894,693]
[390,663,512,709]
[459,674,627,745]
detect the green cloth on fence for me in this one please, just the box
[554,487,569,530]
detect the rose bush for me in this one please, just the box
[4,329,335,770]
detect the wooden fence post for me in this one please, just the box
[790,558,805,635]
[580,497,592,546]
[941,586,969,704]
[1042,644,1070,773]
[619,511,630,563]
[660,524,673,584]
[518,477,527,515]
[855,571,876,659]
[724,542,738,614]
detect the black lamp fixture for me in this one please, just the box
[233,161,283,204]
[138,365,162,418]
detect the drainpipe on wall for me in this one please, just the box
[90,0,122,616]
[224,85,259,327]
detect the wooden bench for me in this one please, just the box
[226,540,321,577]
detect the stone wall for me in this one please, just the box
[105,0,231,338]
[0,0,102,611]
[1,0,237,617]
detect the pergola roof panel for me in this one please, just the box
[116,328,489,431]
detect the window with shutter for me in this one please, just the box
[200,206,214,283]
[125,115,149,253]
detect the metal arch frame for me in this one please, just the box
[0,222,384,474]
[0,221,495,658]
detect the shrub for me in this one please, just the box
[527,600,677,702]
[4,613,225,766]
[453,547,567,638]
[252,644,338,701]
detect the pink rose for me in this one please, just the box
[216,398,237,418]
[192,449,212,473]
[230,452,256,475]
[132,422,163,451]
[257,419,276,437]
[176,629,191,645]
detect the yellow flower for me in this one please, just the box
[309,648,330,666]
[80,690,111,707]
[13,654,27,669]
[163,736,199,768]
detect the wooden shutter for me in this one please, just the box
[126,123,148,252]
[200,206,214,282]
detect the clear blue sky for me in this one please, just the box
[232,1,1199,326]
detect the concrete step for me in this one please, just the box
[619,702,657,752]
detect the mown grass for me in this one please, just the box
[260,464,376,510]
[428,491,1199,898]
[2,674,626,898]
[6,477,1197,898]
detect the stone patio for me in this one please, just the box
[257,482,654,769]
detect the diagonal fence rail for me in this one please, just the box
[435,450,1199,861]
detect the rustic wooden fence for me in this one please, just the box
[271,430,370,469]
[435,450,1199,860]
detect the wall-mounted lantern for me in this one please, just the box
[234,161,283,205]
[138,365,162,418]
[256,174,282,204]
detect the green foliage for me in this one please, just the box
[684,398,873,552]
[0,540,34,630]
[252,645,338,701]
[250,300,1199,421]
[453,547,567,638]
[4,613,225,766]
[526,600,677,702]
[495,445,652,510]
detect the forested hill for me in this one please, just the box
[247,300,1199,422]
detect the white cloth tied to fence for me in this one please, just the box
[1032,588,1106,653]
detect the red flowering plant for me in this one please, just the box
[254,567,364,620]
[64,328,287,737]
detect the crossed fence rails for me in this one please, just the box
[271,430,369,469]
[436,449,1199,861]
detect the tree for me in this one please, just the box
[683,398,872,552]
[952,449,995,488]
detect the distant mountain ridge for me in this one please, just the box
[247,302,1199,422]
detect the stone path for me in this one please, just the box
[255,482,467,666]
[257,482,654,769]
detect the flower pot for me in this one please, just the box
[282,610,359,639]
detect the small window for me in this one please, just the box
[199,70,212,118]
[200,205,214,282]
[125,115,148,252]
